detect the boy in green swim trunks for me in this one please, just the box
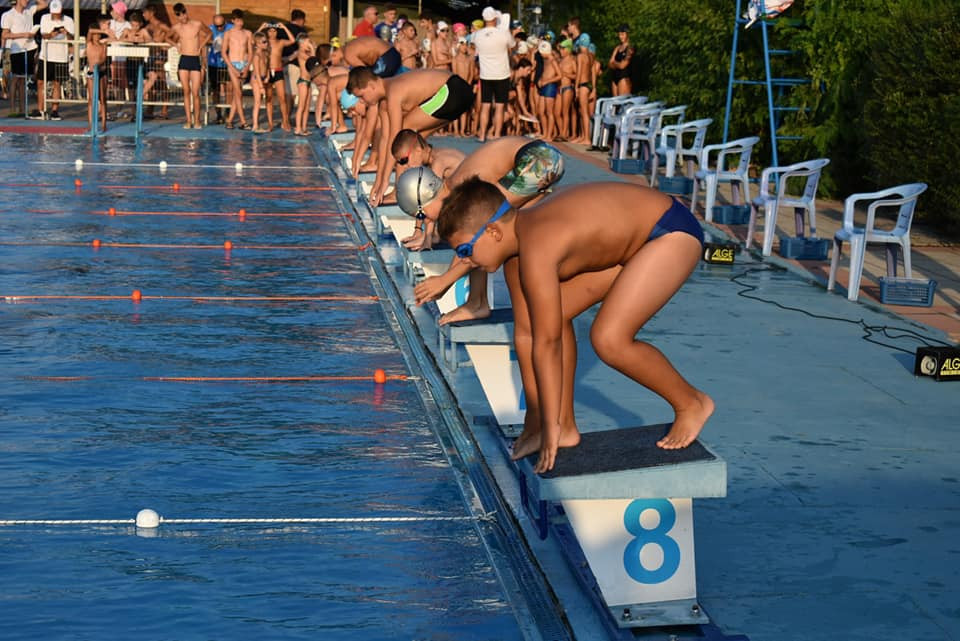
[347,66,474,207]
[437,178,713,473]
[394,136,564,325]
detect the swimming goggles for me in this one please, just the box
[396,150,412,166]
[455,199,511,259]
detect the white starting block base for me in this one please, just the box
[516,424,726,628]
[420,264,523,424]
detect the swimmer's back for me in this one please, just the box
[449,136,532,185]
[518,182,674,277]
[432,147,467,179]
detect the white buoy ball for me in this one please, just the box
[234,162,243,173]
[158,160,168,173]
[75,159,83,171]
[136,508,161,528]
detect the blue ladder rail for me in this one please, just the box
[723,0,809,167]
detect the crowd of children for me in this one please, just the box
[10,1,638,142]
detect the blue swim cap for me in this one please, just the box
[340,89,359,111]
[545,29,555,41]
[575,33,591,49]
[588,43,596,54]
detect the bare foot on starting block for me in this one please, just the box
[359,161,378,173]
[438,300,491,326]
[657,391,715,449]
[512,414,581,462]
[510,416,541,461]
[533,421,582,473]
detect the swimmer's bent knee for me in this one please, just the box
[589,323,624,365]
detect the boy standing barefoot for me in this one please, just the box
[167,3,211,128]
[437,179,714,473]
[222,9,252,129]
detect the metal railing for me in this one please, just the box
[17,40,231,131]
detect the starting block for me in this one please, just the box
[515,424,726,629]
[398,242,455,282]
[438,307,513,371]
[373,203,411,239]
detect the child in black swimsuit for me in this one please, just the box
[608,25,634,96]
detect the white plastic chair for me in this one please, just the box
[827,182,927,301]
[747,158,830,256]
[691,136,760,222]
[611,103,663,168]
[657,104,687,132]
[650,117,712,187]
[593,95,646,149]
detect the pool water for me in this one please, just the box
[0,135,526,640]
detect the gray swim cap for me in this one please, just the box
[396,166,444,217]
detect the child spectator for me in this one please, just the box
[85,15,113,130]
[293,33,315,135]
[257,20,294,131]
[609,24,634,96]
[250,31,271,132]
[221,9,252,130]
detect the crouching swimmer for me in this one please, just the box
[436,178,714,473]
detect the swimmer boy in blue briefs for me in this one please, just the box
[347,66,474,207]
[437,178,714,473]
[222,9,253,130]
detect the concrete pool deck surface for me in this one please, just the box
[341,134,960,641]
[4,117,958,641]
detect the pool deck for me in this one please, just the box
[4,117,959,641]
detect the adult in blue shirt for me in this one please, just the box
[208,12,232,123]
[373,3,398,43]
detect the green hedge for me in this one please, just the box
[543,0,959,236]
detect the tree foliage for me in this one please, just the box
[538,0,958,235]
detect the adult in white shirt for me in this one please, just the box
[1,0,49,116]
[108,1,131,100]
[38,0,74,119]
[473,6,513,141]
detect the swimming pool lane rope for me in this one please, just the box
[25,209,343,218]
[0,240,365,251]
[4,294,378,303]
[23,374,415,383]
[0,512,496,529]
[32,160,333,172]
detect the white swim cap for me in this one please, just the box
[396,166,444,216]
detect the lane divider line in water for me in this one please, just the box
[25,208,344,218]
[0,240,363,251]
[23,371,411,384]
[143,373,408,383]
[97,184,332,192]
[0,509,494,529]
[4,293,379,303]
[34,160,332,171]
[0,183,58,188]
